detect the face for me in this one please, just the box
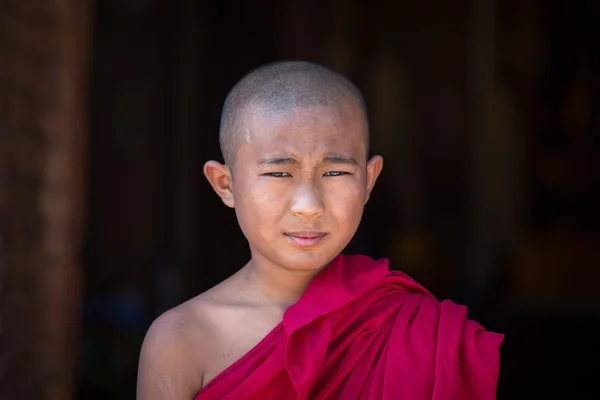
[204,104,383,272]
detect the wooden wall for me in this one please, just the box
[0,1,93,399]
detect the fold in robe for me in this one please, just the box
[195,254,503,400]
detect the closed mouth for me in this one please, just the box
[284,231,327,246]
[286,231,327,238]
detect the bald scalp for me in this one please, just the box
[219,61,369,167]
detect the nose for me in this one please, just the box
[290,181,325,218]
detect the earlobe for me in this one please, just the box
[203,160,235,208]
[365,155,383,204]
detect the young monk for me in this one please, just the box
[136,61,503,399]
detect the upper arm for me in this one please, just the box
[136,311,203,400]
[438,299,503,399]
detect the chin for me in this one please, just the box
[249,239,348,272]
[277,251,339,272]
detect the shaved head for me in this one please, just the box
[219,61,369,167]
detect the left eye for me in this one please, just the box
[324,171,348,177]
[267,172,291,178]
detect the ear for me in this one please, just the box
[365,155,383,204]
[203,160,235,208]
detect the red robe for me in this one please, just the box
[195,254,503,399]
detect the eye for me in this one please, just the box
[324,171,350,177]
[264,172,292,178]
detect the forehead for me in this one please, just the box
[240,105,367,160]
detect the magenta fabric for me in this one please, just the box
[195,254,503,400]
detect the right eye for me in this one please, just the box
[264,172,291,178]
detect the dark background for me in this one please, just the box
[1,0,599,399]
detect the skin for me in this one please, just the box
[136,102,383,399]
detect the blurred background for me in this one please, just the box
[1,0,599,399]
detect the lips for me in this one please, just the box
[284,231,327,247]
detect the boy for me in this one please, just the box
[137,61,503,399]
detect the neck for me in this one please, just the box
[237,254,326,309]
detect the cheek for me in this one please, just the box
[326,184,366,223]
[234,181,288,222]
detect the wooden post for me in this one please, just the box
[0,1,93,398]
[465,0,498,296]
[171,0,202,306]
[465,0,522,313]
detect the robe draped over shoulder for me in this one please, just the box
[195,254,503,400]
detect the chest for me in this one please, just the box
[201,312,282,386]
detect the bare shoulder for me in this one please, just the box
[136,272,287,397]
[136,300,208,399]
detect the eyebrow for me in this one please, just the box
[257,156,299,166]
[321,154,359,165]
[257,153,359,166]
